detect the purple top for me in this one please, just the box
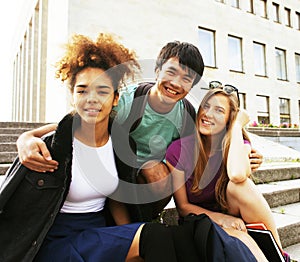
[166,135,250,212]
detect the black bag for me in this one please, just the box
[180,214,257,262]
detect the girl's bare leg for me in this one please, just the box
[224,228,268,262]
[126,225,145,262]
[226,178,282,248]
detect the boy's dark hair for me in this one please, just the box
[155,41,204,86]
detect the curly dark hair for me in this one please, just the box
[55,33,141,92]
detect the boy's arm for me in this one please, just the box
[17,123,59,172]
[249,147,263,172]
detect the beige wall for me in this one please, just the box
[12,0,300,125]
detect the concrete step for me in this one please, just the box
[272,202,300,248]
[0,134,19,143]
[254,164,300,184]
[285,243,300,261]
[0,164,11,176]
[257,179,300,208]
[0,152,17,164]
[0,143,17,152]
[0,122,48,128]
[0,128,32,134]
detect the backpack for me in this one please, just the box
[121,82,196,136]
[180,214,257,262]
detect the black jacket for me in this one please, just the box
[0,113,140,262]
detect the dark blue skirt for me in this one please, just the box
[34,211,142,262]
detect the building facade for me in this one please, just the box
[11,0,300,126]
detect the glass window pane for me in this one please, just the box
[198,28,216,67]
[299,101,300,123]
[279,98,290,124]
[296,12,300,30]
[296,53,300,82]
[246,0,254,13]
[256,95,269,113]
[256,95,269,124]
[254,42,266,76]
[231,0,239,8]
[239,93,246,109]
[279,98,290,114]
[272,3,280,22]
[258,0,267,18]
[284,8,291,26]
[228,36,243,72]
[275,48,287,80]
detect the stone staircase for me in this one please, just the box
[0,121,48,179]
[0,122,300,261]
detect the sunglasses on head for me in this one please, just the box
[208,81,240,106]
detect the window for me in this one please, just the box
[275,48,287,80]
[246,0,254,13]
[299,101,300,123]
[296,53,300,82]
[253,42,266,76]
[258,0,267,18]
[296,12,300,30]
[284,8,291,27]
[272,3,280,22]
[231,0,239,8]
[279,98,290,124]
[228,35,243,72]
[198,28,216,67]
[239,93,246,109]
[256,95,270,124]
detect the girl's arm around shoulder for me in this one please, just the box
[227,109,251,183]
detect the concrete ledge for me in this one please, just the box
[0,143,17,152]
[0,164,10,176]
[0,122,49,128]
[247,127,300,137]
[0,128,33,134]
[257,179,300,208]
[0,152,17,164]
[254,166,300,183]
[0,135,19,143]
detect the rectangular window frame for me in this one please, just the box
[228,35,243,72]
[279,98,291,124]
[275,48,288,80]
[272,2,280,23]
[231,0,240,8]
[284,7,291,27]
[198,27,216,68]
[259,0,268,18]
[296,12,300,30]
[253,42,267,77]
[256,95,270,125]
[296,53,300,83]
[246,0,254,14]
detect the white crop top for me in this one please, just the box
[60,136,119,213]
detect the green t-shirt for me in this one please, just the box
[114,84,185,165]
